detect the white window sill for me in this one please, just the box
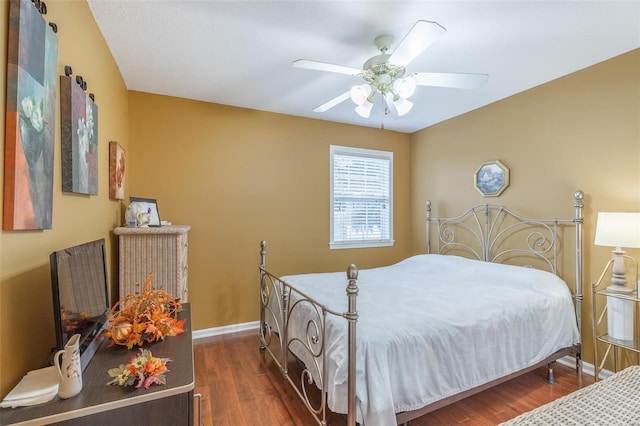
[329,240,395,250]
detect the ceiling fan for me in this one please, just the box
[293,20,488,119]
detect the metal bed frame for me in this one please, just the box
[259,191,584,426]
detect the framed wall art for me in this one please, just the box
[474,160,510,197]
[109,141,125,200]
[60,75,98,195]
[3,0,58,230]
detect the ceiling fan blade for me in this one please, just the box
[413,72,489,89]
[389,20,446,67]
[293,59,361,76]
[313,91,351,113]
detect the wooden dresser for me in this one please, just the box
[1,305,195,426]
[114,225,190,301]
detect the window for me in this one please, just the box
[330,145,393,249]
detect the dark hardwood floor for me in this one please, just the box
[194,330,593,425]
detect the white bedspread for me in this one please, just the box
[280,254,579,426]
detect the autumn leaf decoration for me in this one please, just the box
[103,273,186,349]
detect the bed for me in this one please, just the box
[259,191,585,426]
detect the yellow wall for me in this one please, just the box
[0,0,129,397]
[410,48,640,367]
[127,92,413,330]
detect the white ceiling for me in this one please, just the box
[87,1,640,134]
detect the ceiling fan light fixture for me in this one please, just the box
[295,20,487,122]
[394,76,417,99]
[350,84,372,105]
[355,100,373,118]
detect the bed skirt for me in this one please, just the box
[500,366,640,425]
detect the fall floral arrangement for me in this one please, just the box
[106,348,170,389]
[103,273,186,349]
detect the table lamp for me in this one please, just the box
[595,212,640,293]
[594,212,640,340]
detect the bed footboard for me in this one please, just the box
[259,240,359,426]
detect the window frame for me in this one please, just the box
[329,145,394,250]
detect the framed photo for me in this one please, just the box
[474,160,510,197]
[130,197,161,227]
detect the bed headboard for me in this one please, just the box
[426,191,584,277]
[426,190,585,364]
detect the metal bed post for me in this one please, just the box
[574,190,584,376]
[346,264,359,426]
[483,204,490,261]
[281,286,290,375]
[426,200,432,253]
[259,240,267,350]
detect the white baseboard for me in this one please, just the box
[556,355,612,380]
[192,320,260,340]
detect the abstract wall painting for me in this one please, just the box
[109,141,125,200]
[60,75,99,195]
[3,0,58,230]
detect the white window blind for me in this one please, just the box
[330,145,393,249]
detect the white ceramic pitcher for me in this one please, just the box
[54,333,83,399]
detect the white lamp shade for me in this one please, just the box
[393,76,417,99]
[385,93,413,117]
[355,100,373,118]
[393,97,413,116]
[595,212,640,248]
[350,84,371,106]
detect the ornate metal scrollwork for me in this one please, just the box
[430,203,567,274]
[286,298,326,414]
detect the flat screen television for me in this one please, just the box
[50,238,110,371]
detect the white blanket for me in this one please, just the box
[280,254,579,426]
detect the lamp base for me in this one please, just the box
[607,296,635,340]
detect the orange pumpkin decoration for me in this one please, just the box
[112,321,133,342]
